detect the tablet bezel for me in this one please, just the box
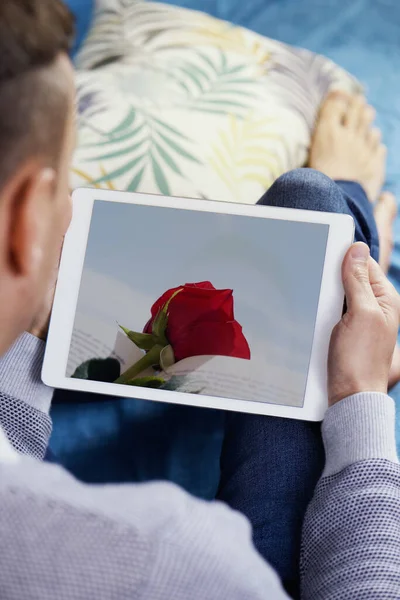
[42,188,354,421]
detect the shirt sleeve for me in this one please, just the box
[301,392,400,599]
[0,332,53,459]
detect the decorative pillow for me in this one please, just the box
[72,0,361,203]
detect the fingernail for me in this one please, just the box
[350,243,370,261]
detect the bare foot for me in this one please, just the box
[310,92,397,272]
[309,91,386,203]
[310,92,400,389]
[374,191,397,273]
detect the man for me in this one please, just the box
[0,1,399,599]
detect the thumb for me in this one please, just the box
[368,255,400,323]
[342,242,375,312]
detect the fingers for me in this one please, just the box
[342,242,376,312]
[342,242,400,326]
[368,256,400,323]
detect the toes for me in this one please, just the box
[359,105,376,133]
[378,142,387,160]
[367,127,382,148]
[344,94,366,129]
[319,91,349,124]
[374,191,397,273]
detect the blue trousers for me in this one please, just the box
[216,168,379,598]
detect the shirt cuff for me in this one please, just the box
[0,332,53,414]
[322,392,399,477]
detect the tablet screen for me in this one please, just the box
[68,200,329,408]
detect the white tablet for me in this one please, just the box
[43,188,354,421]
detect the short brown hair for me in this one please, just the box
[0,0,75,187]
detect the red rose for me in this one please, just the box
[143,281,250,362]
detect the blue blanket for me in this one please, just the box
[50,0,400,496]
[65,0,94,56]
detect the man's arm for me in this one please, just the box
[301,242,400,598]
[301,393,400,598]
[0,332,52,459]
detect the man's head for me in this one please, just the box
[0,0,75,354]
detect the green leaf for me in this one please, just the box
[81,125,145,149]
[152,288,183,341]
[125,376,165,389]
[220,50,228,71]
[203,89,257,99]
[155,131,202,164]
[151,309,169,342]
[115,344,164,384]
[119,325,155,350]
[217,78,257,85]
[91,155,145,184]
[195,51,217,73]
[178,66,205,92]
[151,117,190,140]
[186,62,211,82]
[151,154,170,195]
[154,142,182,176]
[109,107,136,137]
[195,99,249,109]
[186,106,244,116]
[174,77,191,95]
[126,166,145,192]
[87,140,146,162]
[72,357,121,382]
[224,64,247,75]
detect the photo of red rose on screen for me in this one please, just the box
[68,201,328,408]
[143,282,251,361]
[73,281,250,391]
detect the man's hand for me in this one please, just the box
[328,242,400,406]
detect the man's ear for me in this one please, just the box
[5,165,56,278]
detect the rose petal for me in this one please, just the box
[166,288,234,335]
[184,281,216,290]
[171,320,251,362]
[148,285,184,319]
[148,282,215,321]
[143,283,247,361]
